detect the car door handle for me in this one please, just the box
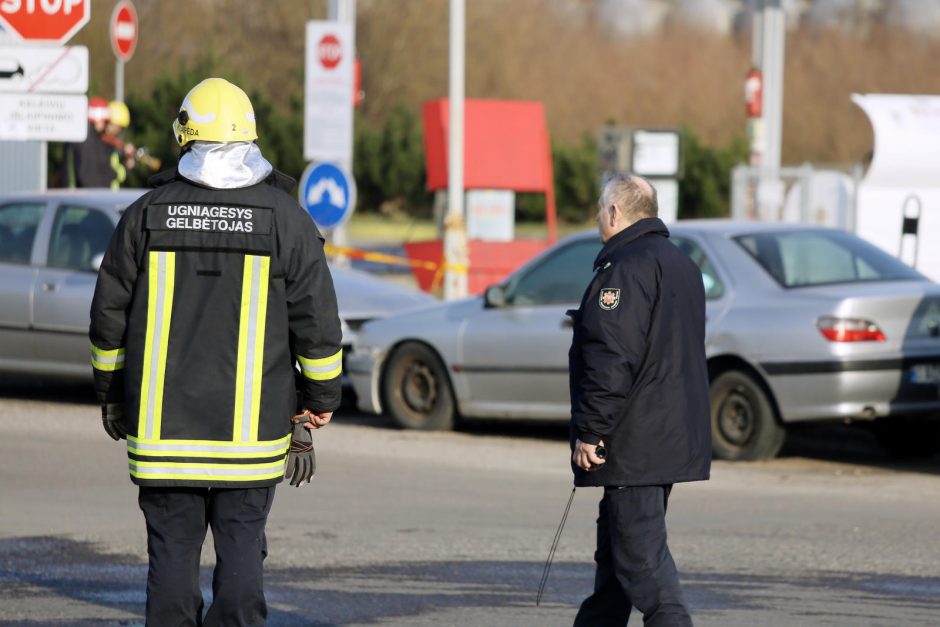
[42,282,57,292]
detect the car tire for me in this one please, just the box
[710,370,786,461]
[871,420,940,459]
[382,342,456,431]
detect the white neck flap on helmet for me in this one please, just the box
[178,141,273,190]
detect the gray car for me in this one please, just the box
[0,189,433,382]
[348,221,940,460]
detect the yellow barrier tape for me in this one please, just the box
[324,244,468,274]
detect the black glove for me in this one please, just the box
[102,403,127,441]
[285,420,316,487]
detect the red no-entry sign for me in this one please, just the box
[0,0,90,45]
[110,1,137,62]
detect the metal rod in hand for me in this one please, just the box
[536,487,576,606]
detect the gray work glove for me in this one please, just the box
[285,419,316,487]
[101,403,127,441]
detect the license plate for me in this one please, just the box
[909,363,940,384]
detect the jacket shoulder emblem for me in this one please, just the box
[598,288,621,311]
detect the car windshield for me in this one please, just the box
[734,229,925,288]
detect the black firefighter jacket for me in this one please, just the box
[568,218,711,487]
[89,169,342,488]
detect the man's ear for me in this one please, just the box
[609,203,621,226]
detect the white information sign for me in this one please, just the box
[0,45,87,93]
[649,178,679,223]
[466,190,515,241]
[304,21,354,163]
[632,130,681,177]
[0,92,87,141]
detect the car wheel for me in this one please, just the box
[382,342,456,431]
[710,371,785,461]
[871,420,940,459]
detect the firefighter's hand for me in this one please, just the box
[122,144,137,169]
[285,420,316,487]
[572,439,606,472]
[295,409,333,430]
[101,403,127,441]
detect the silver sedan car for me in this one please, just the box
[348,221,940,460]
[0,189,433,382]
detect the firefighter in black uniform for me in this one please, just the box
[569,174,711,626]
[89,78,342,626]
[61,97,114,188]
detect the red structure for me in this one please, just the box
[408,98,558,294]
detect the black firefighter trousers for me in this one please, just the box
[573,485,692,627]
[137,485,275,626]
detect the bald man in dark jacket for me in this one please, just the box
[569,174,710,626]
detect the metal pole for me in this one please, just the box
[39,141,47,191]
[751,4,763,69]
[328,0,355,264]
[444,0,468,300]
[115,59,124,102]
[758,0,785,220]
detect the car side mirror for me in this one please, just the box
[90,253,104,272]
[484,285,507,308]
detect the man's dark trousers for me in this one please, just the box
[573,485,692,627]
[138,485,275,626]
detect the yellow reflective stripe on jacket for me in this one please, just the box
[109,151,126,190]
[129,459,286,482]
[138,251,175,440]
[127,434,289,459]
[90,344,125,371]
[296,349,343,381]
[233,255,270,442]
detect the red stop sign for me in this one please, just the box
[0,0,90,45]
[110,1,138,62]
[318,34,342,70]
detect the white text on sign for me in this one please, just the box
[0,0,83,14]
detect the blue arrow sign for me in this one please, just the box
[298,161,356,230]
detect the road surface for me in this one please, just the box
[1,380,939,626]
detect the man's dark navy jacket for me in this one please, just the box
[568,217,711,488]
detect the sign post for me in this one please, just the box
[304,20,355,164]
[445,0,467,300]
[305,6,356,258]
[110,1,138,102]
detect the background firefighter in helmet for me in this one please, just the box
[89,77,342,625]
[102,100,136,189]
[58,97,115,188]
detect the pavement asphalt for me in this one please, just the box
[1,381,939,626]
